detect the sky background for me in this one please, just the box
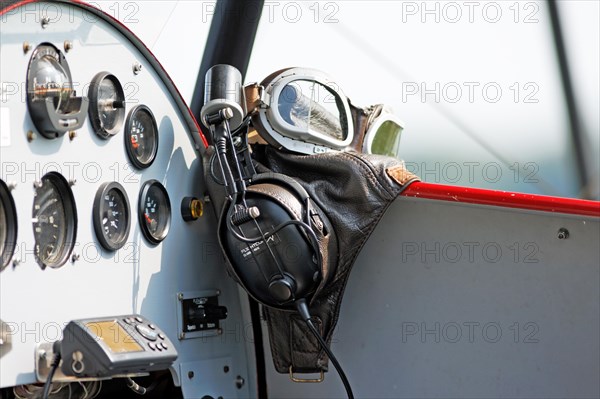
[99,0,599,199]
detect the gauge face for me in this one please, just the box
[125,105,158,169]
[26,43,81,139]
[138,180,171,244]
[89,72,126,139]
[0,180,18,271]
[32,172,77,269]
[93,182,131,251]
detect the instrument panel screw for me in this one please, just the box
[71,254,80,263]
[217,328,223,335]
[69,130,77,140]
[178,332,185,340]
[133,62,143,75]
[41,17,50,29]
[33,181,43,189]
[216,290,221,296]
[64,40,73,52]
[7,182,17,191]
[12,259,21,268]
[69,179,77,186]
[187,371,194,379]
[177,292,184,301]
[23,42,31,53]
[235,376,245,389]
[557,228,569,240]
[27,130,37,142]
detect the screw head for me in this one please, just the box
[69,179,76,186]
[64,40,73,52]
[23,42,31,53]
[187,371,194,379]
[27,130,37,142]
[41,17,50,28]
[235,376,245,389]
[71,254,80,263]
[133,62,143,75]
[69,131,77,141]
[178,332,185,340]
[557,228,569,240]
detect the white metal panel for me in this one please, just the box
[0,2,252,395]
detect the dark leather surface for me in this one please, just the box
[253,146,419,373]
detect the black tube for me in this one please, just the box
[191,0,264,143]
[547,0,589,196]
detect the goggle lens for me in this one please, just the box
[370,120,403,158]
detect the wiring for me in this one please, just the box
[296,300,354,399]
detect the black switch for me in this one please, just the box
[188,304,228,323]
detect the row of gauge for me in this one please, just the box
[28,43,158,169]
[0,175,171,271]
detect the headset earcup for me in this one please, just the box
[219,185,319,308]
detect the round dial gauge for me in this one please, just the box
[26,43,88,138]
[89,72,126,139]
[93,182,131,251]
[125,105,158,169]
[32,172,78,269]
[138,180,171,244]
[0,180,18,271]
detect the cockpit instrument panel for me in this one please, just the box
[0,1,251,397]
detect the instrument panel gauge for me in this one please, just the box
[89,72,126,139]
[0,180,18,271]
[93,182,131,251]
[125,105,158,169]
[138,180,171,245]
[26,43,88,138]
[32,172,78,269]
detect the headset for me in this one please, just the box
[219,171,337,309]
[202,64,338,310]
[202,65,352,398]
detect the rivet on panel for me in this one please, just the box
[133,62,143,75]
[27,130,37,142]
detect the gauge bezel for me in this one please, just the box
[125,105,159,169]
[138,180,171,245]
[32,172,78,269]
[93,181,131,251]
[26,42,88,139]
[0,180,18,271]
[89,72,126,139]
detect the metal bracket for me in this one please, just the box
[35,342,146,383]
[288,366,325,383]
